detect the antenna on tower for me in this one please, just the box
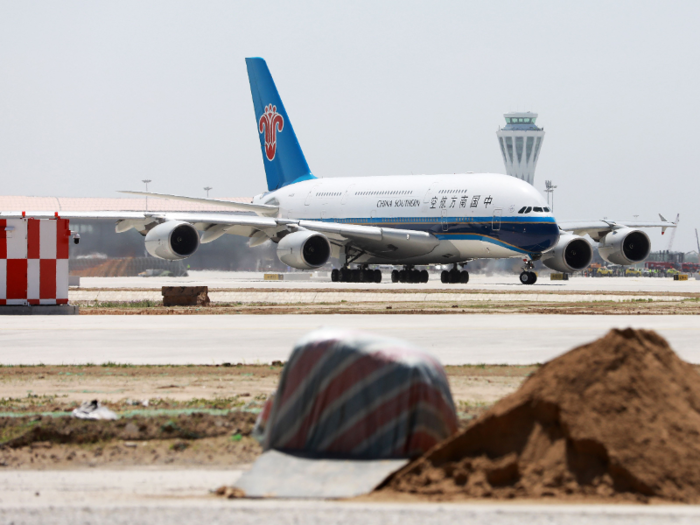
[695,228,699,254]
[666,214,680,251]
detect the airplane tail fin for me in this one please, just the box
[246,58,316,192]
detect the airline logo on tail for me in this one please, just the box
[258,104,284,161]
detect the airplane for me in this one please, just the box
[1,58,676,285]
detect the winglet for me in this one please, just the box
[659,214,667,222]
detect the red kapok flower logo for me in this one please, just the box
[258,104,284,161]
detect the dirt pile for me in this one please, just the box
[1,412,256,448]
[384,329,700,502]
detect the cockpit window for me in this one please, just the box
[533,207,543,212]
[525,206,532,213]
[543,207,550,212]
[517,206,527,214]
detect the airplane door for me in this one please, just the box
[492,209,502,231]
[304,185,321,206]
[422,180,441,211]
[441,209,449,232]
[341,185,355,205]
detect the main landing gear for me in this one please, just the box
[391,266,429,284]
[331,266,382,283]
[519,259,538,285]
[441,264,469,284]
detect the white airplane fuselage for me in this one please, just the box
[253,172,560,265]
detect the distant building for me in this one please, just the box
[0,196,278,271]
[496,112,545,185]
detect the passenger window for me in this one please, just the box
[518,207,527,214]
[533,207,542,212]
[525,207,532,213]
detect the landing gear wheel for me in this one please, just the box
[340,268,349,282]
[441,270,448,283]
[520,271,537,285]
[331,269,339,282]
[374,269,382,283]
[399,270,407,283]
[391,270,399,283]
[449,269,460,283]
[460,270,469,283]
[420,270,429,283]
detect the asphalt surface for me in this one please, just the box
[1,470,699,525]
[1,314,698,365]
[80,271,700,293]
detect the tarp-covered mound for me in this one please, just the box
[384,329,700,502]
[258,328,458,459]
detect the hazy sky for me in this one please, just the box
[1,1,699,250]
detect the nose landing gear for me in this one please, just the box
[519,259,538,285]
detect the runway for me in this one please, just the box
[79,271,700,293]
[2,314,698,365]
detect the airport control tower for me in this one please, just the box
[496,112,545,185]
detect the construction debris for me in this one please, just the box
[384,328,700,503]
[162,286,210,307]
[71,400,118,420]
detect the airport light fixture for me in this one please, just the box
[142,180,152,211]
[544,180,557,212]
[204,186,213,197]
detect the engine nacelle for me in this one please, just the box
[542,234,593,273]
[598,228,651,265]
[277,230,331,269]
[145,221,200,260]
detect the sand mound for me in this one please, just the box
[384,329,700,502]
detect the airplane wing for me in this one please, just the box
[558,214,677,241]
[119,191,279,216]
[0,210,439,257]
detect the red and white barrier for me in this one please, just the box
[0,218,70,306]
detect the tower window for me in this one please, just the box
[526,137,534,162]
[505,137,514,164]
[515,137,524,163]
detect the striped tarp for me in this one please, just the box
[259,328,458,459]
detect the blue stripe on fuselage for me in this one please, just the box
[306,216,559,254]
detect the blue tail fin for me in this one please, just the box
[246,58,316,192]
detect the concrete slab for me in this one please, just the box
[0,305,79,315]
[235,450,408,498]
[1,314,698,365]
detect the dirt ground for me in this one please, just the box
[71,286,700,316]
[0,364,532,469]
[79,299,700,316]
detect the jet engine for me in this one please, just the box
[598,228,651,265]
[145,221,200,260]
[542,234,593,273]
[277,230,331,269]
